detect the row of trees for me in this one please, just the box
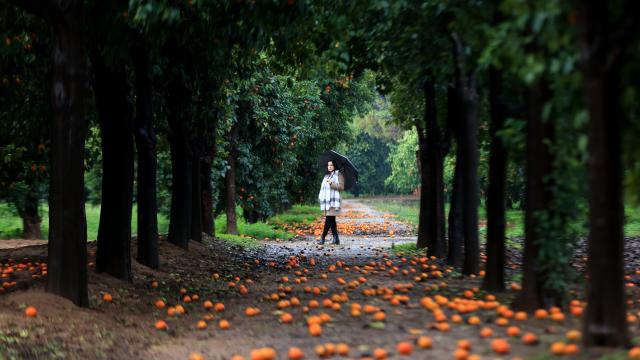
[341,0,637,347]
[2,0,638,349]
[1,0,373,306]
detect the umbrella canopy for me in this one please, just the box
[318,150,359,191]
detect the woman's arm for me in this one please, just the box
[330,173,345,191]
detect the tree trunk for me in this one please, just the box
[92,54,134,281]
[447,151,463,267]
[515,78,554,312]
[167,81,192,249]
[452,34,480,275]
[580,0,629,347]
[191,153,203,242]
[18,183,42,239]
[482,67,508,292]
[201,144,215,236]
[46,0,89,307]
[133,43,159,269]
[446,85,464,267]
[423,79,446,258]
[225,122,239,235]
[415,122,428,249]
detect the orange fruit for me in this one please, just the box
[336,343,349,355]
[534,309,548,319]
[25,306,37,317]
[491,338,510,354]
[514,311,527,321]
[521,332,538,345]
[308,323,322,336]
[550,342,565,355]
[628,347,640,359]
[154,300,166,309]
[155,320,168,330]
[373,311,386,321]
[373,348,388,359]
[566,330,581,341]
[457,339,471,350]
[280,312,293,324]
[480,327,493,337]
[219,319,230,329]
[288,347,304,360]
[189,353,204,360]
[417,336,432,349]
[197,320,207,329]
[467,316,481,325]
[103,293,113,302]
[396,342,412,355]
[175,305,186,314]
[506,326,521,337]
[203,300,214,309]
[250,347,276,360]
[453,349,469,360]
[563,344,579,355]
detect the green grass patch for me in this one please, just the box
[215,233,261,248]
[0,202,167,241]
[389,242,426,256]
[268,204,319,228]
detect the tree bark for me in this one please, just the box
[482,67,508,292]
[191,152,203,242]
[580,0,630,347]
[415,121,428,249]
[447,87,464,267]
[132,43,159,269]
[201,144,215,236]
[225,122,239,235]
[18,183,42,239]
[452,34,480,275]
[423,79,446,258]
[515,78,554,312]
[167,79,192,249]
[92,53,134,281]
[46,0,89,306]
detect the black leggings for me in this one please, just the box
[322,216,338,237]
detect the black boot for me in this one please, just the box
[317,234,326,245]
[331,233,339,245]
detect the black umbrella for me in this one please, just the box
[318,150,359,190]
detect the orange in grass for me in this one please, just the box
[155,320,168,330]
[215,303,225,312]
[25,306,37,317]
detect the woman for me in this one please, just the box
[318,160,344,245]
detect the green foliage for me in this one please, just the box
[385,129,420,194]
[348,132,392,195]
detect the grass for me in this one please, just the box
[0,202,322,249]
[363,197,640,239]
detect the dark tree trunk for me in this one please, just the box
[415,122,428,249]
[452,34,480,275]
[422,79,446,258]
[579,0,630,347]
[201,144,215,236]
[92,53,134,281]
[132,42,159,269]
[515,78,554,312]
[46,0,89,306]
[225,122,239,235]
[191,153,203,242]
[167,81,192,249]
[18,184,42,239]
[447,87,464,267]
[482,67,508,292]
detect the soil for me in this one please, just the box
[0,199,637,359]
